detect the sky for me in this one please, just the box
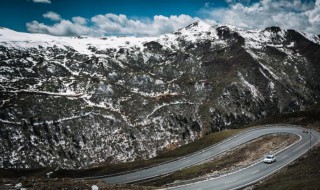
[0,0,319,36]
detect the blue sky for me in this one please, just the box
[0,0,319,36]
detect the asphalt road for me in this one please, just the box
[102,125,320,189]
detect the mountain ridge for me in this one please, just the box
[1,22,320,169]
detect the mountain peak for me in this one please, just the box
[181,20,211,32]
[264,26,282,33]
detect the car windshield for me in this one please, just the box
[266,156,273,159]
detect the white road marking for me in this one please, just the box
[159,168,168,172]
[251,170,260,174]
[293,135,313,153]
[282,155,288,159]
[225,179,238,184]
[293,143,306,152]
[127,175,140,179]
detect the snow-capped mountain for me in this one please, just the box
[1,21,320,169]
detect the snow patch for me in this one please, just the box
[91,185,99,190]
[287,42,295,47]
[299,31,320,45]
[238,72,262,100]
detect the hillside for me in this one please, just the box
[1,21,320,169]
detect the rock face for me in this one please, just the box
[1,21,320,169]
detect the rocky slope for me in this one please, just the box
[0,21,320,169]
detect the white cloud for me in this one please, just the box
[26,1,320,37]
[43,11,61,21]
[32,0,51,4]
[91,13,199,36]
[26,20,96,36]
[27,13,200,36]
[202,0,320,34]
[72,16,87,25]
[305,0,320,33]
[28,12,94,36]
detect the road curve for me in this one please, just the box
[102,125,320,189]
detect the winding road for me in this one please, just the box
[102,125,320,190]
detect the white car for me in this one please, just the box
[263,154,276,163]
